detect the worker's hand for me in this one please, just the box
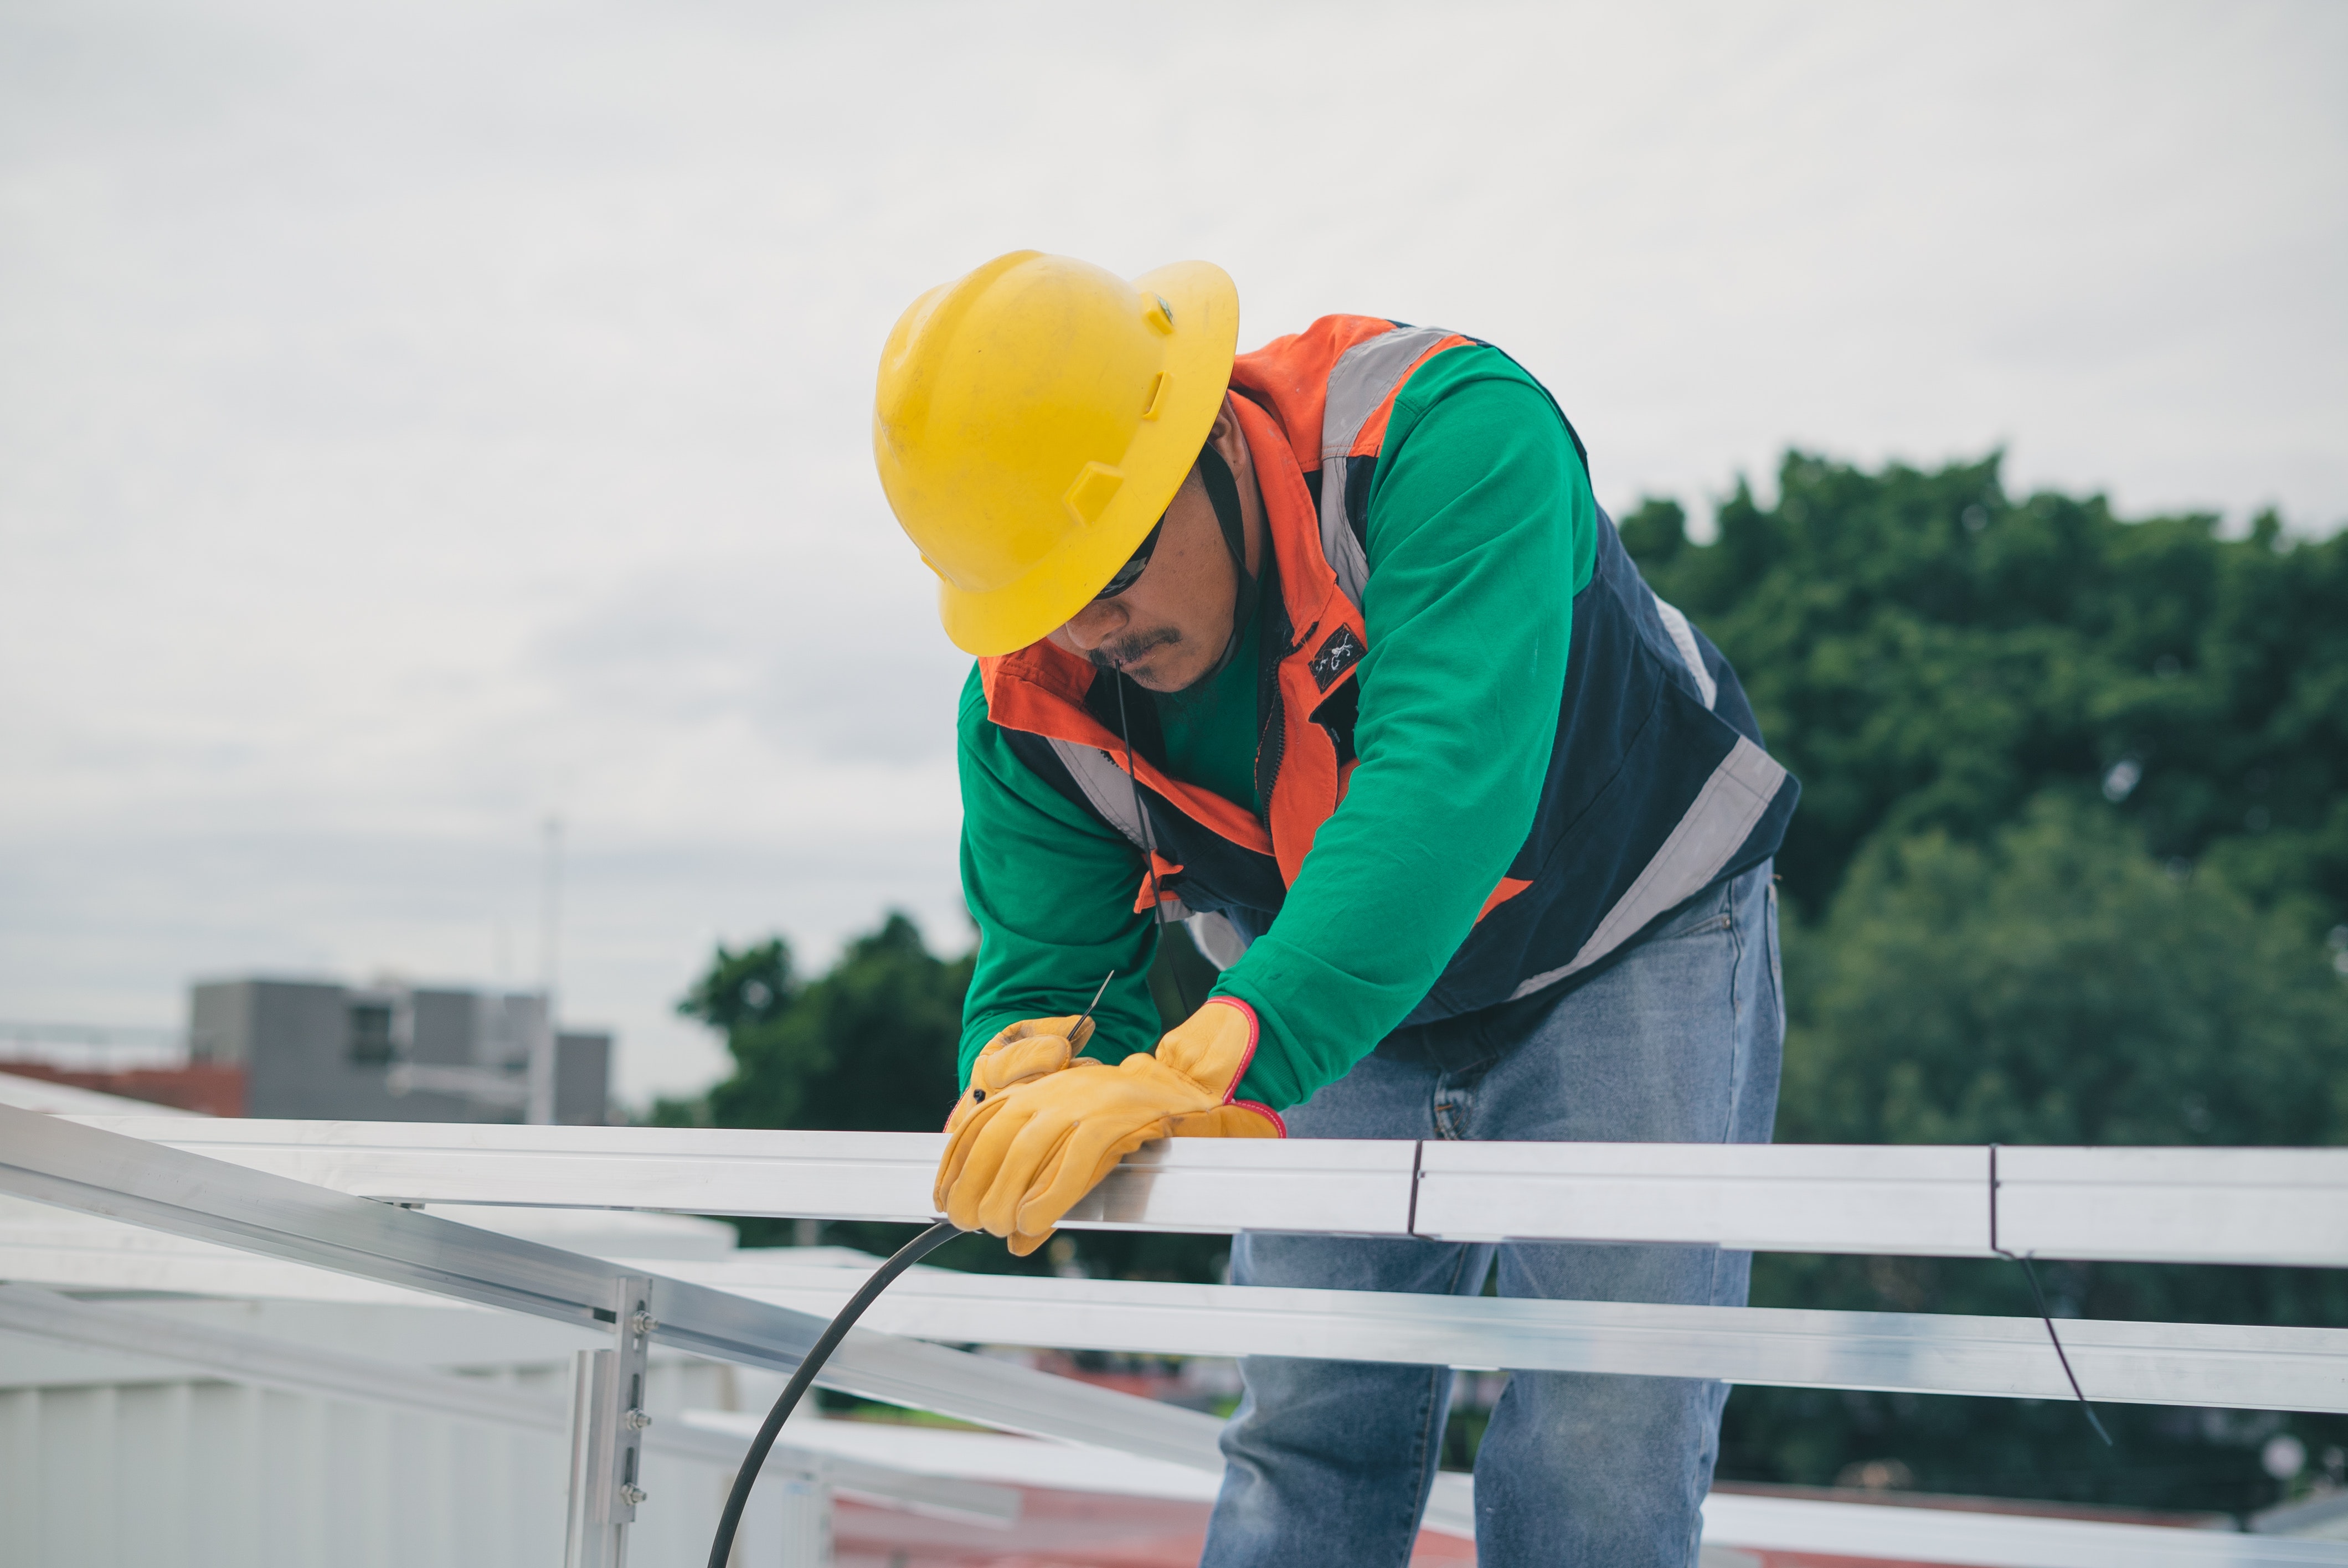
[941,1014,1099,1138]
[934,998,1282,1255]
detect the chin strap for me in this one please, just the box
[1194,443,1259,685]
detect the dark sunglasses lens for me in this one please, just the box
[1093,520,1162,601]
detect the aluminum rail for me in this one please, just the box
[1991,1146,2348,1265]
[0,1281,1016,1524]
[4,1225,2336,1415]
[677,1413,2348,1568]
[654,1256,2348,1415]
[78,1118,2348,1267]
[6,1111,2342,1561]
[1697,1492,2348,1568]
[0,1105,1230,1476]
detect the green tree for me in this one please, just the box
[666,911,1227,1280]
[1725,797,2348,1509]
[1623,456,2348,936]
[668,914,969,1136]
[1781,795,2348,1152]
[1620,453,2348,1513]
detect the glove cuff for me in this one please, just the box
[1171,1100,1286,1138]
[1231,1099,1285,1135]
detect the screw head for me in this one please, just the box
[629,1309,657,1337]
[624,1407,652,1430]
[619,1484,648,1507]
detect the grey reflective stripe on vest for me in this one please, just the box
[1317,325,1460,611]
[1044,734,1223,937]
[1048,736,1154,851]
[1651,596,1719,709]
[1186,911,1248,970]
[1507,736,1786,1000]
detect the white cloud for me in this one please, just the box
[2,0,2341,1101]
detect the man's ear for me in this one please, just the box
[1205,394,1243,461]
[1202,393,1261,576]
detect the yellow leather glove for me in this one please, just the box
[1170,1102,1288,1137]
[941,1014,1098,1137]
[934,997,1284,1255]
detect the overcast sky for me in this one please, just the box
[3,0,2342,1104]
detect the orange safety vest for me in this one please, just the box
[980,317,1796,1021]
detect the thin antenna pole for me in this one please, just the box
[540,816,564,996]
[529,816,563,1125]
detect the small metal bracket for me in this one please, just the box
[602,1275,655,1521]
[564,1275,656,1568]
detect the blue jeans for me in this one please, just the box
[1201,863,1783,1567]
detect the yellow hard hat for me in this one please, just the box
[873,251,1240,656]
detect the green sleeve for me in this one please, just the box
[955,668,1165,1087]
[1212,350,1597,1108]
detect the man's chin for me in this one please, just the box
[1120,664,1176,693]
[1094,646,1194,692]
[1134,660,1219,695]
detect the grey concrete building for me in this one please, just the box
[188,977,610,1123]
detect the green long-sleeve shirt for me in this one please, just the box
[956,345,1598,1108]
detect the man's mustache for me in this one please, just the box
[1086,627,1182,672]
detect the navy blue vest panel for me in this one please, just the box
[1005,509,1798,1027]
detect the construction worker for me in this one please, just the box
[875,252,1794,1567]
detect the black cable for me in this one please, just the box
[706,1219,963,1568]
[717,654,1181,1568]
[1114,675,1196,1017]
[1114,673,1165,932]
[717,678,1170,1568]
[1108,441,1250,1016]
[1997,1248,2114,1447]
[1195,443,1258,682]
[1987,1144,2113,1448]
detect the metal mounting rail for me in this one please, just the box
[0,1105,1229,1474]
[1697,1491,2348,1568]
[0,1282,1017,1523]
[662,1256,2348,1415]
[13,1118,2347,1416]
[75,1117,2348,1267]
[6,1222,2340,1415]
[677,1412,2348,1568]
[9,1108,2348,1562]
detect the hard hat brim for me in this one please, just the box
[936,260,1240,657]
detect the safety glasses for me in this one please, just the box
[1090,519,1164,602]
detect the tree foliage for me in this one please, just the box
[1621,454,2348,1513]
[673,914,971,1134]
[1624,455,2348,937]
[1783,795,2348,1152]
[1726,797,2348,1509]
[663,911,1225,1278]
